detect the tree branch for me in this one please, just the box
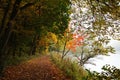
[20,3,35,11]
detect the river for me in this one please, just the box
[84,39,120,72]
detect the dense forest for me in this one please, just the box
[0,0,120,80]
[0,0,70,73]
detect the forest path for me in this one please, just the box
[0,55,70,80]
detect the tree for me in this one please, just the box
[38,32,58,54]
[60,28,72,60]
[0,0,38,75]
[66,33,84,52]
[59,28,84,61]
[70,0,120,40]
[69,0,117,66]
[86,65,120,80]
[0,0,70,75]
[28,0,70,55]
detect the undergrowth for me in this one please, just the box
[50,53,87,80]
[4,53,41,67]
[50,53,120,80]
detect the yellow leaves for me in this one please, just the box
[39,32,57,47]
[65,28,70,32]
[47,32,57,44]
[39,38,48,46]
[38,32,58,53]
[64,28,72,37]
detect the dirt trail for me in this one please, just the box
[0,56,70,80]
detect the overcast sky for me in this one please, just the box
[84,39,120,72]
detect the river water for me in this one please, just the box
[84,39,120,72]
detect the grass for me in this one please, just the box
[50,53,88,80]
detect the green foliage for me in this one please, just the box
[4,53,41,67]
[85,65,120,80]
[30,0,70,35]
[70,0,116,66]
[0,0,70,74]
[72,0,120,39]
[50,53,87,80]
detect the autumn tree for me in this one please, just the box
[0,0,70,75]
[57,27,84,61]
[69,0,117,66]
[28,0,70,55]
[60,28,72,60]
[0,0,37,75]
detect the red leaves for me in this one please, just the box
[66,33,84,52]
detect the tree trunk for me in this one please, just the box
[30,34,39,55]
[0,0,12,38]
[61,38,68,61]
[18,48,22,57]
[0,0,22,75]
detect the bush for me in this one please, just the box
[85,64,120,80]
[4,53,41,67]
[50,53,87,80]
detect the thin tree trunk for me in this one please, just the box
[30,34,39,55]
[0,0,22,75]
[0,0,12,38]
[18,48,22,57]
[61,38,68,61]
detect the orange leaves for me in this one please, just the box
[64,27,85,52]
[66,40,76,52]
[77,36,84,41]
[73,33,77,38]
[66,33,84,52]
